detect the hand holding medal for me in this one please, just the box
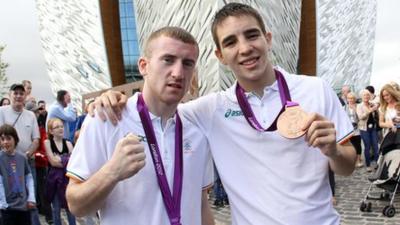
[236,69,338,154]
[302,113,338,157]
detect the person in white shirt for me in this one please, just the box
[92,3,356,225]
[65,27,214,225]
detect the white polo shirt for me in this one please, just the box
[67,93,213,225]
[0,106,40,155]
[180,66,353,225]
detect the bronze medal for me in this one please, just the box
[277,106,308,139]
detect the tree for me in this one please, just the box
[0,45,9,97]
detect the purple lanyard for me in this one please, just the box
[137,94,183,225]
[235,69,296,132]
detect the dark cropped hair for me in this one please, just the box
[211,3,267,50]
[56,90,68,103]
[365,85,375,94]
[0,124,19,146]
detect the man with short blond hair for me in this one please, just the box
[66,27,214,225]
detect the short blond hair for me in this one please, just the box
[143,27,199,58]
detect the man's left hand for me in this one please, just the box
[302,113,338,158]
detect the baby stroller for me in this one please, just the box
[360,129,400,217]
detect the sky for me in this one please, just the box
[370,0,400,90]
[0,0,399,103]
[0,0,53,103]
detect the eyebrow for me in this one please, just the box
[221,35,235,47]
[220,28,262,47]
[161,54,196,65]
[244,28,261,36]
[161,53,176,59]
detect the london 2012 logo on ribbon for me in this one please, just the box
[224,109,244,118]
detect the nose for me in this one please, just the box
[171,61,184,79]
[238,39,252,55]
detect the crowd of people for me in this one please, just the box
[0,2,397,225]
[0,81,95,225]
[340,83,400,172]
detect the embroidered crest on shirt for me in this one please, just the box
[183,140,193,154]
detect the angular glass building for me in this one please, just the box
[35,0,376,110]
[119,0,141,82]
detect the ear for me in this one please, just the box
[215,48,227,65]
[138,57,148,78]
[264,32,272,50]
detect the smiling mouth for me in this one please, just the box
[240,57,259,66]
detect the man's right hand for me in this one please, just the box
[88,90,128,125]
[107,133,146,181]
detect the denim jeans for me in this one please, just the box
[360,128,379,166]
[213,169,227,201]
[52,196,76,225]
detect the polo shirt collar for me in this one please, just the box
[130,92,177,126]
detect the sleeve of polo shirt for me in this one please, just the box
[66,115,109,181]
[202,145,214,190]
[321,79,354,144]
[180,94,217,136]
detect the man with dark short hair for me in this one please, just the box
[47,90,76,140]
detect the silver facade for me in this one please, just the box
[134,0,302,95]
[36,0,376,107]
[36,0,111,109]
[317,0,377,91]
[135,0,376,94]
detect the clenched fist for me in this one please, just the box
[108,133,146,181]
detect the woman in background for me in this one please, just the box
[45,118,76,225]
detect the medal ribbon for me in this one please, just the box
[137,94,183,225]
[236,69,297,132]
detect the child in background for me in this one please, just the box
[0,124,36,225]
[45,118,76,225]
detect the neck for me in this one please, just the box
[237,65,276,97]
[141,88,178,128]
[12,104,23,112]
[53,136,63,142]
[5,151,15,156]
[58,101,66,108]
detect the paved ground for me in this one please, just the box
[40,166,400,225]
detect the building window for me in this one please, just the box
[119,0,141,83]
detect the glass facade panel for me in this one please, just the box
[119,0,141,82]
